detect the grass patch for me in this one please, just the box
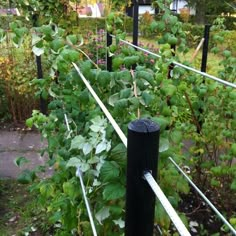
[126,35,223,76]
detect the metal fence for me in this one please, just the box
[71,63,236,236]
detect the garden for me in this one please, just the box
[0,0,236,235]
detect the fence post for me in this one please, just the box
[35,55,47,114]
[125,119,160,236]
[201,24,211,73]
[132,0,139,47]
[32,14,47,114]
[106,32,112,72]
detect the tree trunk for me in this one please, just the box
[195,0,206,24]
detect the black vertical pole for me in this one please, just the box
[32,14,47,114]
[132,0,139,47]
[126,4,133,17]
[36,55,47,114]
[168,44,176,79]
[125,119,160,236]
[201,24,211,73]
[106,32,112,72]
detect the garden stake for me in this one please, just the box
[125,119,159,236]
[201,24,211,73]
[106,32,112,71]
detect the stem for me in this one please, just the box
[184,91,202,133]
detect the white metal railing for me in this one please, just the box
[169,157,236,235]
[110,34,236,89]
[144,172,191,236]
[64,113,98,236]
[72,62,128,147]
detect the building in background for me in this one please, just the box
[127,0,195,16]
[70,0,106,17]
[170,0,195,15]
[0,8,20,16]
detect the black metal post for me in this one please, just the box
[201,24,211,73]
[126,4,133,17]
[32,14,47,114]
[125,119,160,236]
[168,44,176,79]
[106,32,112,72]
[35,56,47,114]
[132,0,139,47]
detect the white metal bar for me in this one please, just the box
[144,172,191,236]
[76,168,98,236]
[72,62,128,147]
[64,113,71,132]
[110,35,236,89]
[64,114,98,236]
[169,157,236,235]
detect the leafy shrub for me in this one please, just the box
[205,15,236,31]
[140,11,153,37]
[0,36,38,123]
[182,23,204,48]
[222,30,236,56]
[2,0,236,234]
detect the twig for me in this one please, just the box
[190,38,205,63]
[130,69,140,118]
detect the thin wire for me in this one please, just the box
[169,157,236,235]
[76,168,98,236]
[144,172,191,236]
[110,35,236,89]
[72,62,128,147]
[64,113,98,236]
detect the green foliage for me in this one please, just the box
[1,1,236,234]
[140,11,153,37]
[0,34,38,123]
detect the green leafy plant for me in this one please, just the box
[1,1,235,234]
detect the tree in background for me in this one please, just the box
[186,0,236,24]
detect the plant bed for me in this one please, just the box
[0,179,50,235]
[179,187,233,235]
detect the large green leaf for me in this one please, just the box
[17,169,36,184]
[97,70,111,87]
[113,218,125,228]
[110,143,126,166]
[70,135,86,150]
[95,207,110,225]
[123,56,139,67]
[95,141,107,154]
[40,183,54,198]
[66,157,90,172]
[103,183,125,200]
[170,130,182,143]
[108,93,119,106]
[50,38,65,52]
[135,71,154,86]
[32,46,44,56]
[14,156,30,167]
[120,88,132,99]
[83,142,93,155]
[141,91,154,106]
[159,137,170,153]
[100,161,120,182]
[152,116,170,131]
[63,181,78,198]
